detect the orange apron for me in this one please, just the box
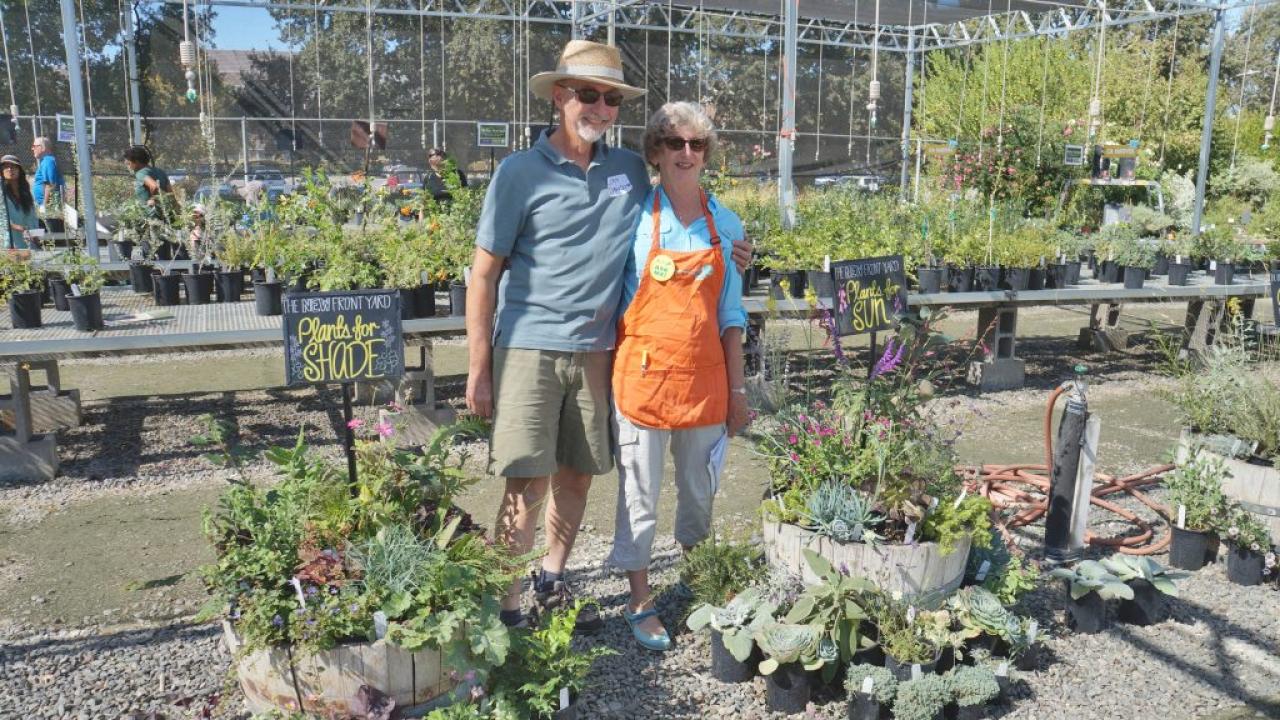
[614,189,728,429]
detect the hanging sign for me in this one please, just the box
[282,290,404,386]
[1269,264,1280,325]
[476,122,510,148]
[1063,145,1086,166]
[55,114,96,145]
[829,255,908,336]
[1101,143,1139,159]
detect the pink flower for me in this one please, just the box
[386,400,404,412]
[347,419,364,430]
[375,421,395,438]
[789,452,800,462]
[788,434,799,445]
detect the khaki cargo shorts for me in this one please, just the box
[489,347,614,478]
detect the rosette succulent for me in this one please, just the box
[754,622,822,675]
[802,481,883,544]
[686,588,777,662]
[948,586,1012,640]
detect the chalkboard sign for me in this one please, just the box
[283,290,404,386]
[830,255,908,336]
[1270,265,1280,325]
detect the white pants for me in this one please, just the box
[607,410,726,572]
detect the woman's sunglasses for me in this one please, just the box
[661,137,708,153]
[562,85,625,107]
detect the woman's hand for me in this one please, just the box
[730,235,754,273]
[727,390,750,437]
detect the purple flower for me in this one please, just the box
[306,585,318,596]
[349,603,360,613]
[871,339,906,379]
[375,421,395,438]
[272,614,284,627]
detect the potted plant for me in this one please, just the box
[248,223,288,316]
[1163,233,1195,286]
[1100,555,1185,625]
[755,622,822,714]
[1,253,43,329]
[489,601,615,719]
[212,219,254,303]
[1047,560,1133,634]
[1221,507,1272,586]
[1129,206,1177,275]
[893,673,949,720]
[944,665,1001,720]
[377,225,431,321]
[1113,235,1156,289]
[845,663,897,720]
[782,549,875,683]
[1164,453,1230,571]
[686,587,775,683]
[1094,223,1137,284]
[869,598,945,680]
[64,254,108,332]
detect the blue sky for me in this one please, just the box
[210,6,286,50]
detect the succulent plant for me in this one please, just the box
[1100,556,1186,597]
[686,588,777,662]
[1048,560,1134,601]
[802,481,882,544]
[754,622,821,675]
[844,663,898,705]
[948,586,1011,641]
[894,674,950,720]
[945,665,1001,707]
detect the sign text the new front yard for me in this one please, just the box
[830,255,908,336]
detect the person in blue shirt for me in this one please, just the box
[30,137,64,211]
[2,155,38,250]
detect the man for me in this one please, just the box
[124,145,173,208]
[466,39,750,632]
[423,147,467,203]
[30,137,64,212]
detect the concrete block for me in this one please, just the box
[379,404,459,447]
[967,357,1026,392]
[0,388,82,433]
[0,433,59,482]
[1077,327,1131,352]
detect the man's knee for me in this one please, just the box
[552,466,592,497]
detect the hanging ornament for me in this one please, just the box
[867,79,881,129]
[180,39,198,103]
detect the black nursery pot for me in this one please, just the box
[885,654,938,681]
[1152,253,1169,276]
[253,281,283,316]
[414,283,437,317]
[1214,261,1235,285]
[974,265,1000,291]
[710,630,754,683]
[949,265,975,293]
[152,272,182,307]
[449,282,467,317]
[113,239,135,261]
[48,276,71,311]
[1066,591,1107,634]
[216,271,244,302]
[1065,260,1082,285]
[399,288,418,320]
[846,692,887,720]
[8,290,43,329]
[183,272,215,305]
[68,292,104,332]
[806,269,835,299]
[1166,263,1192,286]
[1002,267,1031,291]
[764,663,811,715]
[1098,261,1121,284]
[1046,263,1067,289]
[770,270,807,299]
[1169,526,1215,571]
[1123,266,1146,289]
[1027,267,1046,291]
[1117,579,1167,626]
[552,694,580,720]
[917,267,944,295]
[250,267,267,285]
[129,263,154,294]
[1226,545,1265,586]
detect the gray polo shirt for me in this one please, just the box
[476,129,650,352]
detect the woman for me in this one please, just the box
[2,155,38,251]
[609,102,750,651]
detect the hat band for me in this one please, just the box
[555,63,625,82]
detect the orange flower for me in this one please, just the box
[400,206,412,217]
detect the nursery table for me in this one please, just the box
[743,271,1268,391]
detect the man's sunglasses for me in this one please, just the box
[661,136,709,153]
[561,85,625,107]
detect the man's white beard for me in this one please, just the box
[575,118,608,143]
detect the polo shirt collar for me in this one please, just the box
[534,128,610,168]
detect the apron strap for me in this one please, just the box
[651,187,722,253]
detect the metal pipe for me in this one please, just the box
[59,0,98,257]
[1191,8,1226,237]
[778,0,797,230]
[121,3,144,144]
[1045,382,1089,565]
[899,28,916,197]
[241,116,249,185]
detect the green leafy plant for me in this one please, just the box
[1100,555,1186,596]
[1048,560,1134,601]
[1220,506,1272,554]
[844,663,898,705]
[491,601,615,719]
[868,595,945,665]
[801,481,882,544]
[754,622,823,675]
[945,665,1000,708]
[922,495,994,555]
[189,413,258,473]
[676,533,764,607]
[1163,453,1230,532]
[782,550,872,682]
[0,253,43,302]
[686,587,776,662]
[63,251,107,295]
[893,673,950,720]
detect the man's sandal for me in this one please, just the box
[623,608,672,652]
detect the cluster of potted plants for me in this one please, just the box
[199,418,610,719]
[1049,556,1185,633]
[1163,453,1276,585]
[2,247,109,332]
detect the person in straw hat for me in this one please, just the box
[466,39,752,635]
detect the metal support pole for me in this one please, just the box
[900,29,916,197]
[1192,9,1226,236]
[778,0,798,230]
[121,3,144,145]
[241,116,250,185]
[571,0,580,40]
[59,0,98,257]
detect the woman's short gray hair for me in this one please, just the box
[642,102,718,167]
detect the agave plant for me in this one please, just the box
[754,622,822,675]
[1099,556,1185,597]
[1048,560,1134,601]
[686,588,777,662]
[801,481,883,544]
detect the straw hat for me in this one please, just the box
[530,40,646,102]
[0,154,21,168]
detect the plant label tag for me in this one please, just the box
[1210,260,1217,271]
[954,488,968,508]
[997,661,1009,677]
[559,687,570,710]
[823,255,831,272]
[976,560,991,582]
[373,611,388,639]
[929,496,939,511]
[907,606,916,624]
[1176,255,1183,264]
[1177,504,1186,529]
[911,664,922,681]
[70,283,82,297]
[904,522,917,544]
[463,266,472,286]
[289,577,307,609]
[861,677,874,694]
[1027,620,1039,644]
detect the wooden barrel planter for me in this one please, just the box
[223,623,457,718]
[1178,430,1280,539]
[762,521,971,603]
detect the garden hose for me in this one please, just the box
[957,382,1176,556]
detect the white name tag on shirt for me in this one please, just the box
[606,174,632,197]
